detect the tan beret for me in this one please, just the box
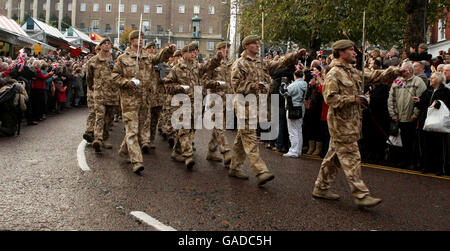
[216,41,231,50]
[181,43,198,53]
[99,37,111,46]
[332,40,355,50]
[144,42,156,49]
[129,30,143,41]
[419,43,428,50]
[242,35,259,46]
[173,50,182,57]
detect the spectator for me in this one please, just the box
[280,70,308,158]
[409,43,432,62]
[443,64,450,87]
[31,60,53,122]
[413,72,450,176]
[383,48,400,68]
[388,61,427,169]
[55,80,67,113]
[303,66,323,156]
[413,61,428,86]
[0,79,28,137]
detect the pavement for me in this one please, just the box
[0,107,449,231]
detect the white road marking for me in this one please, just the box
[130,211,177,231]
[77,140,91,171]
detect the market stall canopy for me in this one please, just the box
[21,18,73,50]
[0,15,55,50]
[64,27,99,46]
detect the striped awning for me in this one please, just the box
[0,15,28,37]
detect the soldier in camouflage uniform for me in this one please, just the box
[112,30,175,174]
[160,50,182,147]
[83,45,102,143]
[312,40,400,208]
[203,42,233,166]
[164,43,224,170]
[87,38,120,152]
[229,35,306,186]
[144,42,166,150]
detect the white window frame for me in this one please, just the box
[106,4,112,12]
[209,26,213,34]
[119,4,124,13]
[194,5,200,14]
[93,3,99,12]
[144,5,150,14]
[179,5,185,14]
[156,5,163,14]
[438,19,447,42]
[179,24,183,33]
[131,4,137,13]
[176,40,185,49]
[43,3,46,10]
[143,21,150,31]
[80,3,86,12]
[91,19,100,29]
[209,6,215,15]
[207,42,215,51]
[68,3,72,11]
[55,3,59,11]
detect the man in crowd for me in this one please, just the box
[388,61,427,170]
[229,35,306,186]
[413,61,428,85]
[112,30,175,174]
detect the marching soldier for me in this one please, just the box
[87,38,120,152]
[203,42,233,166]
[112,30,175,174]
[164,43,224,170]
[161,50,182,148]
[312,40,399,208]
[229,35,307,186]
[83,45,102,143]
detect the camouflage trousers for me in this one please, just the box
[94,103,118,141]
[161,105,177,140]
[173,128,195,159]
[85,92,95,134]
[208,128,231,154]
[230,129,269,176]
[150,106,162,142]
[314,139,370,199]
[118,95,149,165]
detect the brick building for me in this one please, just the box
[0,0,230,58]
[427,10,449,58]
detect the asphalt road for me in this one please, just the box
[0,107,449,231]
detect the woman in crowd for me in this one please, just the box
[31,60,53,122]
[413,72,450,176]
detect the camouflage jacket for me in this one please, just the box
[164,55,222,99]
[86,53,119,106]
[112,47,174,102]
[324,60,399,143]
[202,59,233,97]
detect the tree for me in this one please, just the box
[238,0,449,53]
[120,27,133,45]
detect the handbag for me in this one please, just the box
[389,120,399,136]
[288,105,303,120]
[423,100,450,133]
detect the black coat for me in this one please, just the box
[415,84,450,128]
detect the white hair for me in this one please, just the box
[432,72,446,85]
[402,61,414,74]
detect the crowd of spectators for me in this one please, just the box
[0,52,89,137]
[266,44,450,176]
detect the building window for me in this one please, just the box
[117,20,125,31]
[157,25,163,32]
[68,3,72,11]
[42,3,46,10]
[176,40,185,49]
[119,4,124,13]
[194,6,200,14]
[144,5,150,14]
[209,26,213,34]
[207,42,215,51]
[55,3,59,11]
[79,23,85,29]
[131,4,137,13]
[106,4,112,12]
[156,5,163,14]
[91,20,99,29]
[143,21,150,32]
[105,24,111,32]
[179,24,183,32]
[131,24,136,30]
[30,3,33,10]
[438,18,447,42]
[80,3,86,12]
[209,6,215,15]
[93,3,99,12]
[179,5,185,14]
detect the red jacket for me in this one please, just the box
[56,85,67,103]
[318,85,329,122]
[31,69,52,90]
